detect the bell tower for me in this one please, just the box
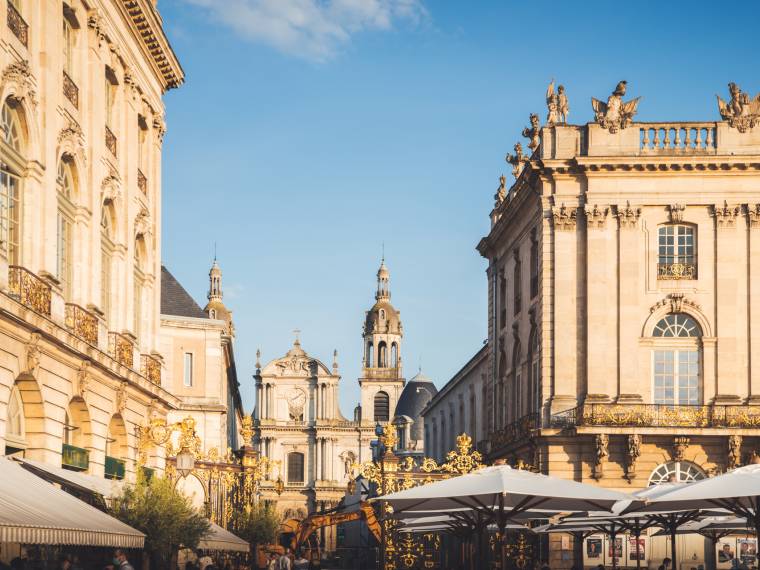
[203,257,234,336]
[358,259,405,424]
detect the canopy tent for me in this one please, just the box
[18,457,125,499]
[0,457,144,547]
[197,522,249,552]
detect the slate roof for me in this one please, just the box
[395,372,438,441]
[160,266,207,318]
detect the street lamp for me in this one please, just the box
[176,447,195,478]
[274,474,285,495]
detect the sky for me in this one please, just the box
[158,0,760,416]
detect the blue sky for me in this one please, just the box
[158,0,760,416]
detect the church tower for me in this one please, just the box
[203,258,234,336]
[358,259,405,424]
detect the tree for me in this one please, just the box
[110,475,210,569]
[230,502,280,549]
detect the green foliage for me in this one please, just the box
[110,475,211,567]
[230,502,280,547]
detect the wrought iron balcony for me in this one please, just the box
[105,456,126,480]
[7,0,28,47]
[551,403,760,429]
[140,353,161,385]
[65,303,98,345]
[8,265,52,316]
[108,332,134,368]
[489,412,539,450]
[657,262,696,280]
[137,169,147,194]
[62,70,79,108]
[105,126,117,157]
[62,443,89,471]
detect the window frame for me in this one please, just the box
[287,451,305,484]
[183,352,194,387]
[56,159,76,299]
[651,314,702,406]
[657,224,697,280]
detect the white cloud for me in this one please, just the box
[182,0,427,62]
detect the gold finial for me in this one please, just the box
[240,415,253,445]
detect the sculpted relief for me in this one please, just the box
[591,80,641,133]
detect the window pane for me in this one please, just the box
[183,352,193,387]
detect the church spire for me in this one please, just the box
[376,257,390,301]
[208,257,223,303]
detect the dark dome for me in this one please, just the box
[364,300,402,334]
[395,372,438,441]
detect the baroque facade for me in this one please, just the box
[477,81,760,566]
[0,0,182,478]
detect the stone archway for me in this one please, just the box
[13,373,49,460]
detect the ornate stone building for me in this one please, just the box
[478,81,760,565]
[0,0,183,478]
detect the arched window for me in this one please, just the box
[648,460,706,485]
[391,343,398,368]
[100,203,114,322]
[1,99,24,265]
[6,384,25,450]
[658,224,696,280]
[379,309,385,320]
[57,158,76,299]
[366,341,374,367]
[652,314,702,405]
[374,391,389,422]
[287,452,304,484]
[378,341,387,368]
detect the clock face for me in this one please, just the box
[289,390,306,408]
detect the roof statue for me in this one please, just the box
[521,113,541,151]
[494,174,507,207]
[505,142,528,180]
[591,80,641,133]
[546,80,569,125]
[717,82,760,133]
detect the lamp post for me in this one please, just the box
[176,447,195,478]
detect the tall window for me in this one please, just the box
[1,100,23,265]
[137,116,148,170]
[658,225,696,280]
[104,67,117,127]
[391,343,398,367]
[497,351,506,428]
[513,251,522,315]
[56,159,75,299]
[62,18,73,74]
[530,228,539,298]
[366,341,373,367]
[529,331,541,414]
[183,352,193,387]
[499,271,507,328]
[6,384,25,450]
[374,391,389,422]
[100,204,114,323]
[287,452,304,484]
[652,314,701,405]
[378,341,387,367]
[133,237,145,341]
[512,340,522,420]
[469,391,476,440]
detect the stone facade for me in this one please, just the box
[476,87,760,566]
[0,0,183,478]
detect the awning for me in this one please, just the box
[197,522,249,552]
[18,458,125,499]
[0,457,144,548]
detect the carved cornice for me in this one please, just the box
[552,203,577,231]
[668,203,685,223]
[713,201,740,228]
[614,201,642,229]
[747,204,760,228]
[650,293,701,315]
[584,204,609,229]
[1,59,37,107]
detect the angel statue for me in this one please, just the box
[591,80,641,133]
[717,82,760,133]
[505,142,527,179]
[494,174,507,207]
[521,113,540,151]
[546,81,570,126]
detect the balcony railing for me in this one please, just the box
[62,70,79,108]
[8,265,52,316]
[105,126,117,157]
[489,412,539,450]
[65,303,98,345]
[62,443,89,471]
[657,262,696,280]
[7,0,28,47]
[363,367,401,379]
[104,456,126,480]
[108,332,134,368]
[551,403,760,429]
[137,169,147,194]
[639,123,717,154]
[140,354,161,385]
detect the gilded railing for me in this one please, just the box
[7,0,28,47]
[140,354,161,385]
[137,169,147,194]
[65,303,98,345]
[8,265,52,316]
[551,403,760,429]
[639,122,717,154]
[489,412,539,450]
[105,126,117,157]
[108,332,134,368]
[658,262,696,280]
[62,70,79,108]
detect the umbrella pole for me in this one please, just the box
[610,525,618,570]
[670,521,677,570]
[634,528,642,570]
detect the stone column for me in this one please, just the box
[714,204,741,401]
[616,203,642,400]
[749,205,760,401]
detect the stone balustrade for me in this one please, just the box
[639,122,717,154]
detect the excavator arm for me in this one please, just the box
[290,501,382,551]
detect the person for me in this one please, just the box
[267,554,278,570]
[292,553,308,570]
[658,558,672,570]
[277,549,292,570]
[113,550,134,570]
